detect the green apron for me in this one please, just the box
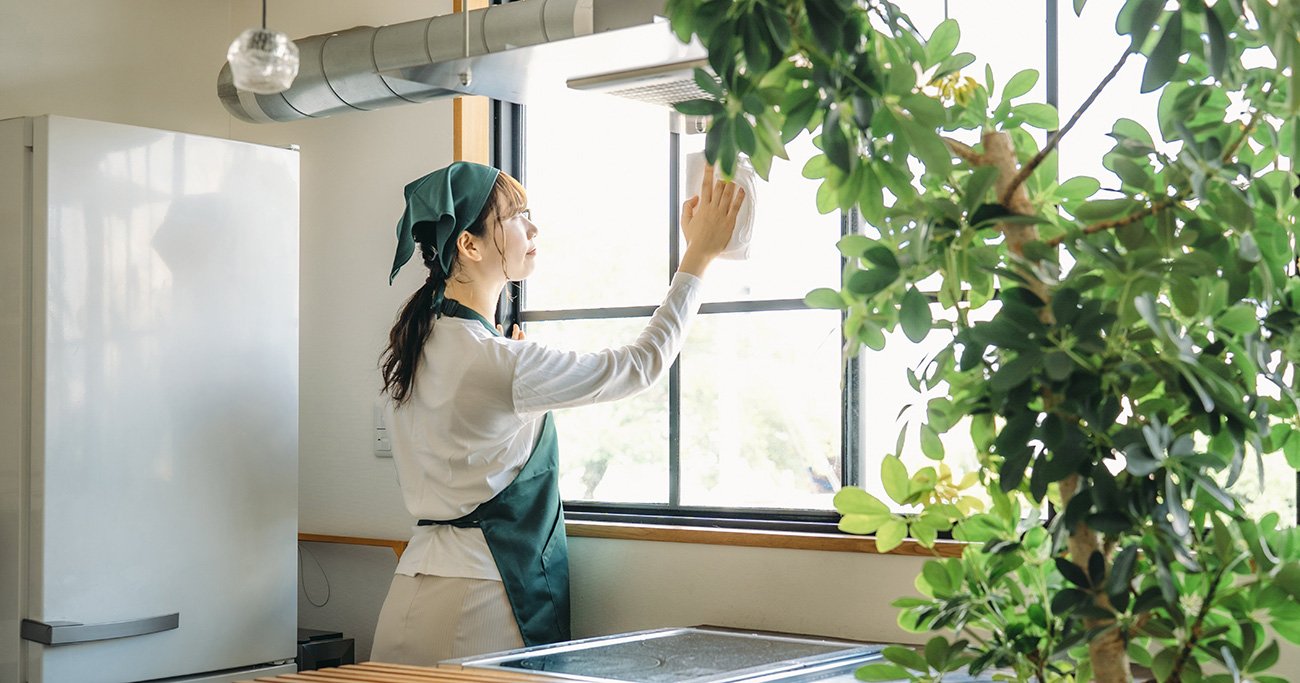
[417,300,571,647]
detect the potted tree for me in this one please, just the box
[666,0,1300,681]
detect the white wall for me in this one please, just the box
[2,0,1298,677]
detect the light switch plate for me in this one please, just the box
[374,399,393,458]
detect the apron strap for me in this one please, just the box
[416,518,481,529]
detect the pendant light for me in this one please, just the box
[226,0,300,95]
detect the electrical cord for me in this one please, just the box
[298,543,332,607]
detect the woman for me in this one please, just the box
[371,160,744,664]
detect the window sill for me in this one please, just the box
[565,521,965,558]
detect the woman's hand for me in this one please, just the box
[679,163,745,277]
[496,323,525,340]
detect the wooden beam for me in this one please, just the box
[453,0,490,165]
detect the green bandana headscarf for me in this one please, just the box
[389,162,502,310]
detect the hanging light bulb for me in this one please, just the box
[227,0,299,95]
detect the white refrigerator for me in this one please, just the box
[0,116,300,683]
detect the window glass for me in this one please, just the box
[526,317,670,504]
[857,304,992,512]
[1226,446,1298,527]
[678,133,840,303]
[1058,4,1163,188]
[678,309,843,509]
[523,91,670,311]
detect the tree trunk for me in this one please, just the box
[1060,474,1132,683]
[961,131,1134,682]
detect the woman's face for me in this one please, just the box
[495,208,538,281]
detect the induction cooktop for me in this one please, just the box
[443,627,885,683]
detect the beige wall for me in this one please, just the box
[3,0,1298,677]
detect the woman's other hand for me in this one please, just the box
[496,323,525,340]
[678,163,745,277]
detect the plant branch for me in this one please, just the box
[943,137,983,165]
[1168,561,1230,679]
[1045,193,1187,248]
[1000,49,1133,206]
[1220,83,1274,163]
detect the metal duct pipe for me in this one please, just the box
[219,0,594,123]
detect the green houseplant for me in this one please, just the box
[665,0,1300,681]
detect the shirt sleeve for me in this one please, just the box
[509,272,704,415]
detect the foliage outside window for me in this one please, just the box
[667,0,1300,681]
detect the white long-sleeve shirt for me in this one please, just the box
[389,272,704,580]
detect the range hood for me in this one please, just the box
[218,0,711,123]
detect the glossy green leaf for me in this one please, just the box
[963,166,1000,212]
[821,110,852,172]
[834,486,889,516]
[858,322,886,351]
[1013,103,1059,130]
[1276,562,1300,599]
[1248,640,1280,674]
[990,354,1038,392]
[837,234,874,257]
[692,68,723,98]
[864,246,900,270]
[1120,0,1165,52]
[932,52,976,79]
[901,93,945,129]
[1141,12,1183,93]
[894,113,952,174]
[846,268,898,296]
[882,455,910,504]
[1203,5,1228,80]
[1056,556,1092,588]
[900,288,933,343]
[926,19,961,68]
[1057,176,1101,200]
[923,637,950,670]
[920,424,945,460]
[804,288,844,310]
[1107,545,1139,597]
[882,645,930,672]
[839,510,894,535]
[854,663,910,681]
[910,518,939,546]
[1044,351,1073,382]
[875,519,908,553]
[675,99,721,117]
[1217,305,1258,335]
[1000,69,1038,104]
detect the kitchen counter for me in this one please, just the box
[241,661,551,682]
[241,627,999,683]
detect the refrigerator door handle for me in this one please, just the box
[20,613,180,646]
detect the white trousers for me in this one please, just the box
[370,573,526,666]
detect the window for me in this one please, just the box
[493,0,1298,529]
[504,88,849,527]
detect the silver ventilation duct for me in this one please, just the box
[218,0,708,123]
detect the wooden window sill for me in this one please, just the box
[564,521,964,557]
[298,524,964,559]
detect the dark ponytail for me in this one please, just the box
[379,173,528,405]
